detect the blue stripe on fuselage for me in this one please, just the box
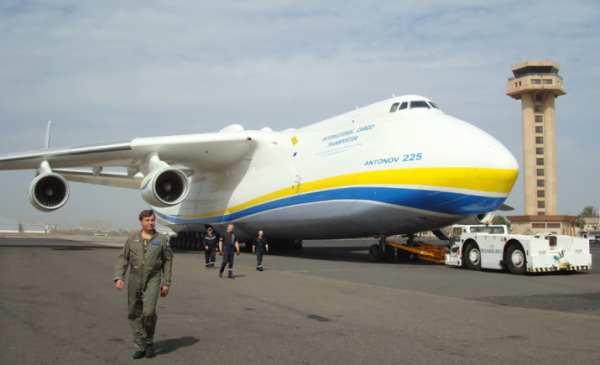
[154,186,505,224]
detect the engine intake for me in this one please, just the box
[140,168,189,207]
[456,211,496,225]
[29,173,70,212]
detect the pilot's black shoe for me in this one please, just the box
[228,271,233,278]
[256,267,259,271]
[219,271,223,277]
[133,350,145,359]
[145,343,155,358]
[259,267,263,271]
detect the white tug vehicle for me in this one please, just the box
[445,225,592,274]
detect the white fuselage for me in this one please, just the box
[154,96,519,242]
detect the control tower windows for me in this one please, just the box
[536,147,544,155]
[535,115,543,123]
[535,94,543,102]
[537,190,545,198]
[536,158,544,166]
[537,179,545,187]
[535,126,543,133]
[534,105,543,113]
[536,137,543,144]
[538,201,545,209]
[389,103,399,112]
[537,169,544,177]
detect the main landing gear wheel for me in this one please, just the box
[506,244,527,275]
[369,244,383,263]
[464,242,481,271]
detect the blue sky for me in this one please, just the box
[1,1,599,229]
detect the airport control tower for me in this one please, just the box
[506,60,566,216]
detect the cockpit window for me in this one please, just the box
[410,101,430,109]
[398,102,408,110]
[389,102,399,112]
[428,101,439,109]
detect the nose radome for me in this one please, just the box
[477,138,518,171]
[476,136,519,194]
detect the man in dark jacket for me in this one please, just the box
[252,230,269,271]
[218,223,240,278]
[203,227,218,268]
[115,209,172,359]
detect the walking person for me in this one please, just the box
[114,209,173,359]
[203,227,218,268]
[218,223,240,278]
[252,230,269,271]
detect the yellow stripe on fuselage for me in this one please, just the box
[179,167,518,219]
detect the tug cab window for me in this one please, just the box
[410,101,430,109]
[398,102,408,110]
[389,103,399,112]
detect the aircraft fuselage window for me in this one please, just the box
[389,103,399,112]
[410,101,430,109]
[398,102,408,110]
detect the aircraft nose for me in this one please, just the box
[476,136,519,194]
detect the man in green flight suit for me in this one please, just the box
[115,209,173,359]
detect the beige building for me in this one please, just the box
[506,60,566,215]
[583,217,599,231]
[507,215,576,235]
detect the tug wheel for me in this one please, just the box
[464,242,481,271]
[506,244,527,275]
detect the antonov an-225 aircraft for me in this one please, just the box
[0,95,519,261]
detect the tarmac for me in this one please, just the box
[1,234,599,365]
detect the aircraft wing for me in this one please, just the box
[0,132,252,172]
[52,168,144,190]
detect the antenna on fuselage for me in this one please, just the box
[44,121,51,149]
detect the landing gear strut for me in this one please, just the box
[397,234,418,262]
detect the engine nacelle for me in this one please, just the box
[140,168,189,207]
[29,173,70,212]
[456,211,496,225]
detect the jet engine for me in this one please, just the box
[140,167,189,207]
[29,173,70,212]
[457,211,496,225]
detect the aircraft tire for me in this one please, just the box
[369,244,383,263]
[506,244,527,275]
[383,245,395,263]
[464,242,481,271]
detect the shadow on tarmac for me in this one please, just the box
[154,336,200,355]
